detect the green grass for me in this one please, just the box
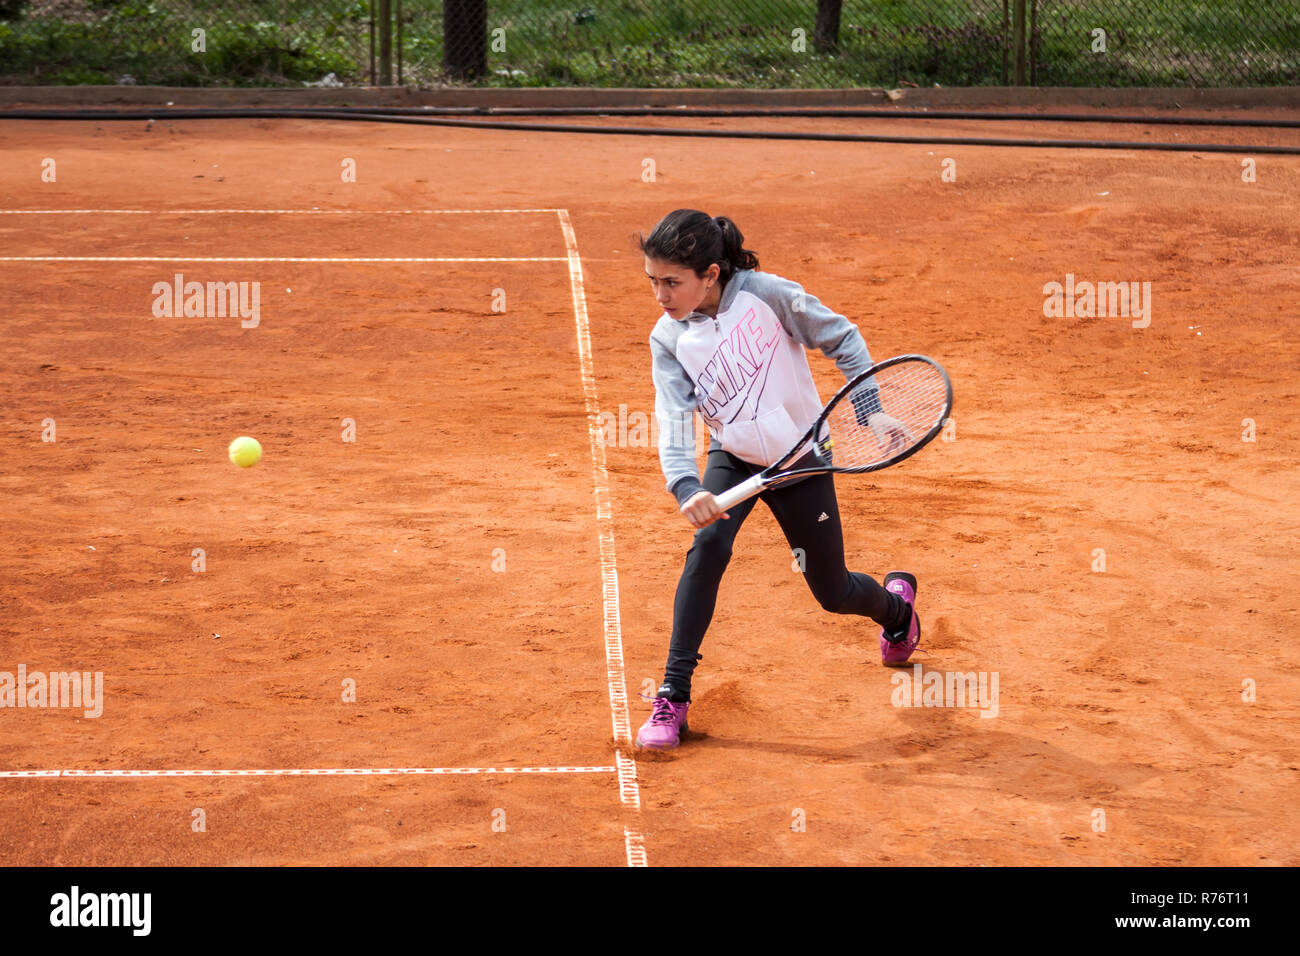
[396,0,1299,88]
[0,0,1296,87]
[0,0,369,86]
[1028,0,1300,86]
[396,0,1010,88]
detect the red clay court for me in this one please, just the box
[0,106,1297,865]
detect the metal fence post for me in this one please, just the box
[377,0,392,85]
[444,0,488,81]
[1013,0,1026,85]
[814,0,843,54]
[1029,0,1038,86]
[1001,0,1009,85]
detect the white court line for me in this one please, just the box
[0,256,564,263]
[0,766,617,779]
[624,829,648,867]
[558,209,634,750]
[556,208,647,868]
[614,750,641,811]
[0,208,563,261]
[0,208,561,215]
[0,205,650,864]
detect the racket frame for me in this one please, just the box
[711,353,953,512]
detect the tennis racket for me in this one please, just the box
[712,354,953,511]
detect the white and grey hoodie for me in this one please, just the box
[650,268,874,506]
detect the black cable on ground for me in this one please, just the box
[3,107,1298,154]
[6,104,1300,127]
[332,104,1300,129]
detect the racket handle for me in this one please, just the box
[713,474,766,512]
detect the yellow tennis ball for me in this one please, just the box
[228,436,262,468]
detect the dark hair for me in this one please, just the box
[637,209,759,284]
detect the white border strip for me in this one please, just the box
[624,829,648,868]
[0,256,564,263]
[558,208,633,750]
[0,766,616,779]
[0,209,561,215]
[0,209,565,262]
[614,750,641,811]
[556,208,647,867]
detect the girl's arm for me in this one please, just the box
[650,329,707,506]
[747,272,874,382]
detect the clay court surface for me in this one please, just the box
[0,109,1297,866]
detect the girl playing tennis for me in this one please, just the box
[636,208,921,750]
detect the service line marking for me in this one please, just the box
[557,208,647,867]
[0,766,617,779]
[0,208,565,262]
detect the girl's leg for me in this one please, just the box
[661,449,762,700]
[762,472,909,629]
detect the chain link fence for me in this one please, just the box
[1028,1,1300,87]
[0,0,371,86]
[1,1,1296,88]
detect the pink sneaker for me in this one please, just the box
[635,693,690,750]
[880,571,921,666]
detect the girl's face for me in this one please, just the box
[645,256,720,318]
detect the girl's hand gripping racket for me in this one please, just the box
[713,354,953,512]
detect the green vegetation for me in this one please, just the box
[0,0,369,86]
[1029,1,1300,87]
[402,0,1013,88]
[0,0,1296,88]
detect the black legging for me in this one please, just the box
[663,447,904,700]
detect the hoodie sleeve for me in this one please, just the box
[749,271,874,383]
[650,327,707,505]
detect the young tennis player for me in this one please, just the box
[636,208,921,750]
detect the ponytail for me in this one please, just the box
[638,209,760,283]
[711,216,760,281]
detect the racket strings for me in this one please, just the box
[821,361,950,469]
